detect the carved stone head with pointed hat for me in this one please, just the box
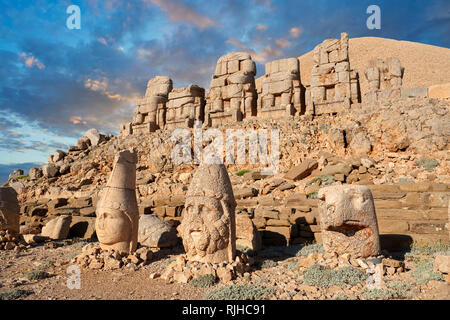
[95,149,139,254]
[178,163,237,263]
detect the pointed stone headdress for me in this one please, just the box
[185,163,237,209]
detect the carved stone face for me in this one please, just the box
[318,185,380,258]
[95,149,139,254]
[95,207,132,248]
[178,163,236,264]
[180,198,230,262]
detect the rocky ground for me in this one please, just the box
[0,240,448,300]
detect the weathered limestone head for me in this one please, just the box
[178,163,237,263]
[0,187,20,234]
[145,76,173,98]
[318,185,380,258]
[95,149,139,254]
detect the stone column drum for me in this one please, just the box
[178,163,237,264]
[95,149,139,254]
[0,187,20,234]
[317,185,381,258]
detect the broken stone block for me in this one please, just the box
[0,187,20,234]
[41,215,72,240]
[236,214,262,252]
[138,214,179,248]
[284,159,318,181]
[317,185,380,258]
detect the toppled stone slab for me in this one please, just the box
[41,215,72,240]
[138,214,179,248]
[284,159,318,181]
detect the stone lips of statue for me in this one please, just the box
[95,207,133,248]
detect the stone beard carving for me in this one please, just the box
[95,149,139,254]
[318,185,380,258]
[178,164,237,264]
[0,187,20,234]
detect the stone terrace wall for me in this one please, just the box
[19,182,449,251]
[142,182,449,251]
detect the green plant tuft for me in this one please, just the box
[361,281,415,300]
[189,274,217,288]
[204,285,274,300]
[0,289,33,300]
[406,241,449,258]
[303,264,367,288]
[25,270,50,281]
[410,258,444,284]
[235,170,251,177]
[296,243,325,257]
[258,259,277,269]
[415,158,439,172]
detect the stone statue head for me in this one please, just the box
[0,187,20,234]
[178,163,237,263]
[318,185,380,258]
[95,149,139,254]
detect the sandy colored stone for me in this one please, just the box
[95,149,139,254]
[41,215,72,240]
[318,185,380,258]
[235,214,261,251]
[178,163,237,264]
[138,214,178,248]
[428,83,450,99]
[0,187,20,234]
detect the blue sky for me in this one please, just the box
[0,0,449,181]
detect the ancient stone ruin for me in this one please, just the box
[124,76,173,135]
[306,32,359,115]
[317,185,381,258]
[0,187,20,235]
[178,163,237,264]
[165,85,205,129]
[257,57,302,118]
[95,149,139,254]
[204,52,257,126]
[364,58,404,103]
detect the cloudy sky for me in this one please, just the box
[0,0,449,181]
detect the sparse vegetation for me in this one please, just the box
[204,284,274,300]
[410,258,444,284]
[415,158,439,172]
[296,243,325,257]
[189,274,217,288]
[25,270,50,281]
[306,191,318,199]
[303,264,367,288]
[258,259,277,269]
[235,169,251,177]
[361,280,415,300]
[406,241,449,258]
[0,289,33,300]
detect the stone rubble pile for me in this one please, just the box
[73,242,153,270]
[160,252,252,284]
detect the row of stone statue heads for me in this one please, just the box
[0,148,380,263]
[93,149,380,263]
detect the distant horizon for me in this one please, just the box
[1,0,449,171]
